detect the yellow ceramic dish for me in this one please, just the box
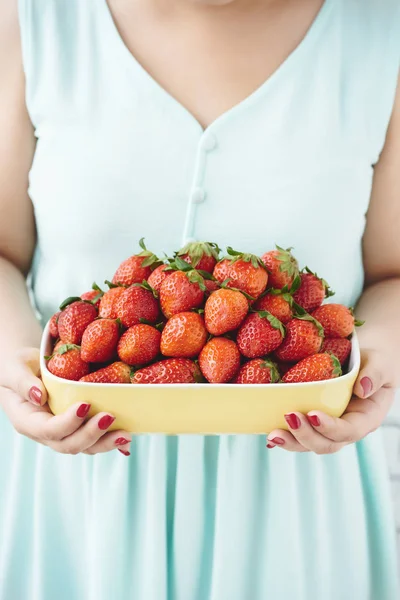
[40,322,360,434]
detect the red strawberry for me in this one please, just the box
[112,238,161,286]
[282,353,342,383]
[99,286,126,319]
[80,319,120,363]
[261,246,299,289]
[177,241,220,273]
[58,300,98,344]
[160,312,207,358]
[225,247,268,299]
[49,312,61,338]
[159,270,205,319]
[275,361,292,377]
[205,289,248,335]
[213,259,231,283]
[80,284,104,307]
[275,316,324,362]
[253,292,293,324]
[80,362,131,384]
[237,312,285,358]
[46,344,90,381]
[132,358,201,384]
[312,304,359,338]
[321,338,352,365]
[234,359,280,384]
[115,284,160,328]
[147,264,171,293]
[293,269,334,312]
[204,279,220,296]
[199,338,241,383]
[118,324,161,366]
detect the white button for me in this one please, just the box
[201,133,217,152]
[191,187,206,204]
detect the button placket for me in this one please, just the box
[181,131,217,247]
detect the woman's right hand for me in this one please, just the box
[0,348,132,456]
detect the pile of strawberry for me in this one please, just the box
[46,239,362,385]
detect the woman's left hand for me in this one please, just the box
[266,348,396,454]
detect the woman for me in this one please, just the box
[0,0,399,598]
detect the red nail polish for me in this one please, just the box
[76,403,91,418]
[307,415,321,427]
[29,386,42,405]
[118,449,131,456]
[115,437,130,446]
[266,443,276,449]
[285,413,301,430]
[271,437,285,445]
[360,377,373,397]
[98,415,115,430]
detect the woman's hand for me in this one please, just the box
[0,348,132,456]
[266,348,396,454]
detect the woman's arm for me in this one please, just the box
[266,73,400,453]
[0,1,132,456]
[0,0,42,361]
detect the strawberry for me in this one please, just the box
[112,238,161,286]
[312,304,360,338]
[282,353,342,383]
[275,361,292,377]
[205,289,248,335]
[80,362,131,384]
[204,279,220,296]
[160,312,207,358]
[234,359,280,384]
[275,316,324,362]
[147,264,171,293]
[115,283,160,328]
[321,337,352,365]
[261,245,299,289]
[225,247,268,299]
[80,283,104,307]
[159,270,205,319]
[46,344,90,381]
[80,319,120,363]
[177,241,220,273]
[49,312,61,338]
[99,286,126,319]
[118,324,161,366]
[132,358,201,384]
[237,312,285,358]
[213,259,232,284]
[57,300,98,344]
[199,338,241,383]
[253,292,293,324]
[293,269,334,312]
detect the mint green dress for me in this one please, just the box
[0,1,399,598]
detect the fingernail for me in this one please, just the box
[118,449,131,456]
[266,443,276,449]
[76,403,91,418]
[98,415,115,430]
[285,413,301,430]
[29,386,42,405]
[271,437,285,446]
[115,437,130,446]
[307,415,321,427]
[361,377,373,397]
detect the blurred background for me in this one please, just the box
[384,398,400,569]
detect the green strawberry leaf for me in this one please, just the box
[44,355,53,361]
[355,319,365,327]
[92,282,103,293]
[289,275,301,294]
[57,344,80,355]
[257,311,286,337]
[186,270,206,292]
[172,255,193,272]
[196,269,214,281]
[296,313,325,337]
[328,353,342,378]
[260,359,281,383]
[59,296,82,311]
[138,237,147,252]
[104,280,120,289]
[292,301,307,316]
